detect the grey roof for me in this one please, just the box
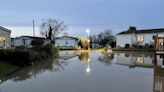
[14,36,48,40]
[21,36,46,39]
[55,36,78,40]
[0,26,11,33]
[117,28,164,35]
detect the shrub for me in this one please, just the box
[79,37,89,50]
[149,43,154,49]
[31,39,44,49]
[125,44,130,48]
[73,46,80,50]
[41,44,59,58]
[0,49,33,66]
[0,44,59,66]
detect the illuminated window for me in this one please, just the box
[136,57,144,64]
[0,36,5,41]
[136,35,144,42]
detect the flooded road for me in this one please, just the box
[0,51,163,92]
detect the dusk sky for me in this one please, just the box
[0,0,164,37]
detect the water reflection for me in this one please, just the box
[59,51,79,60]
[153,54,164,92]
[77,52,91,73]
[98,53,114,65]
[0,51,164,92]
[115,52,164,92]
[78,52,89,63]
[77,52,114,73]
[1,59,68,82]
[115,52,156,68]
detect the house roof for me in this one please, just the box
[22,36,46,39]
[117,28,164,35]
[55,36,78,40]
[14,36,48,40]
[0,26,11,33]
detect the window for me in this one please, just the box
[136,35,144,42]
[0,36,5,41]
[136,57,144,64]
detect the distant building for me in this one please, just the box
[116,28,164,47]
[11,36,51,48]
[0,26,11,49]
[54,36,78,50]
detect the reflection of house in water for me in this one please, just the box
[59,51,78,60]
[116,52,163,68]
[153,35,164,92]
[153,54,164,92]
[98,53,114,65]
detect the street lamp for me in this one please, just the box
[86,29,90,35]
[86,29,90,50]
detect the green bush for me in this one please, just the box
[149,44,154,49]
[0,44,59,66]
[0,49,33,65]
[40,44,59,58]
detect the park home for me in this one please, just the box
[116,28,164,47]
[0,26,11,49]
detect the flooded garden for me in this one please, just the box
[0,51,163,92]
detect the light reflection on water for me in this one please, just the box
[0,51,163,92]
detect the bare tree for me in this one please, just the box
[97,29,116,47]
[40,18,67,40]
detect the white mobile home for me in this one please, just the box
[54,36,78,50]
[0,26,11,49]
[11,36,51,48]
[116,28,164,47]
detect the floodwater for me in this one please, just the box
[0,51,163,92]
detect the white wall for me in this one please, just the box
[0,29,11,48]
[116,32,164,47]
[116,34,132,47]
[12,37,32,48]
[55,37,78,47]
[12,37,51,48]
[135,32,164,46]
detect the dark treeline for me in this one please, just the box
[89,29,116,48]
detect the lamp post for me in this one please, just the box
[86,29,90,50]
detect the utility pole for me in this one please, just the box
[33,20,35,37]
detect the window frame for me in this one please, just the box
[136,35,144,42]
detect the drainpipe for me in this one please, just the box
[3,40,6,49]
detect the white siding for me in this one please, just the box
[12,37,51,48]
[116,34,132,47]
[55,37,78,49]
[135,32,164,46]
[116,32,164,47]
[55,37,78,47]
[12,37,33,48]
[0,28,11,48]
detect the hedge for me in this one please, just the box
[0,44,59,66]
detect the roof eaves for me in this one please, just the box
[0,26,11,33]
